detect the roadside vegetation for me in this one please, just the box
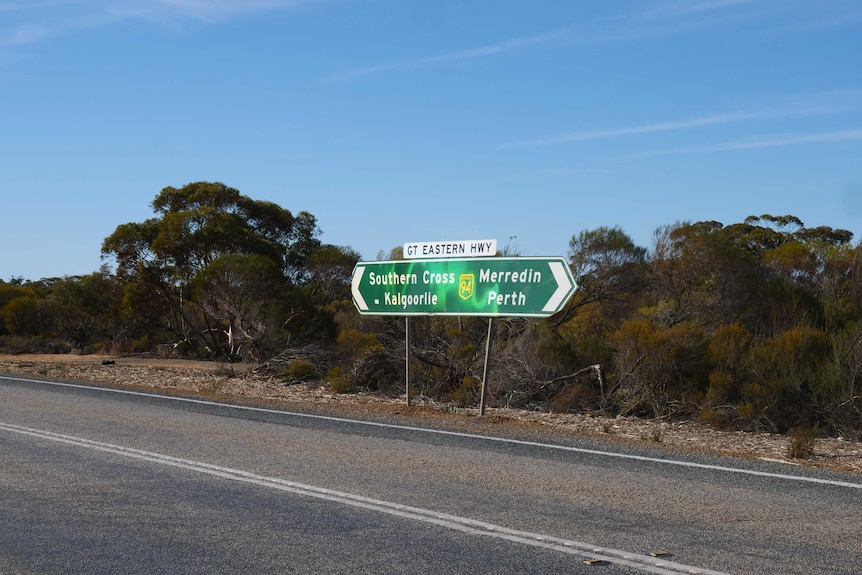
[2,182,861,441]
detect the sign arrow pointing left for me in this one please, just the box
[351,265,368,311]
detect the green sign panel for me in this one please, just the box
[351,257,576,317]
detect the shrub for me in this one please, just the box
[451,376,480,407]
[699,405,735,428]
[788,425,818,459]
[0,335,70,355]
[132,334,152,353]
[351,349,402,393]
[2,296,39,336]
[287,358,317,381]
[336,329,382,360]
[327,366,356,394]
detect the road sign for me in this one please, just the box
[403,239,497,259]
[351,257,576,317]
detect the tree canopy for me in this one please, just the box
[3,196,861,440]
[99,182,332,359]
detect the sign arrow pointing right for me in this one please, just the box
[542,261,576,313]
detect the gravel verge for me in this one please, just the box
[1,354,859,474]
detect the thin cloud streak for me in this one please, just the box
[0,23,50,47]
[0,0,320,49]
[417,26,572,65]
[502,106,840,148]
[765,9,862,35]
[326,0,760,83]
[616,0,773,41]
[631,128,862,158]
[603,0,861,50]
[126,0,318,23]
[326,0,852,84]
[642,0,756,19]
[503,112,764,149]
[325,25,574,82]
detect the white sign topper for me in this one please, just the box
[404,239,498,259]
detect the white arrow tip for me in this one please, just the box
[351,266,368,311]
[543,260,576,313]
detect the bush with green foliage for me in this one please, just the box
[327,366,355,394]
[287,358,318,381]
[5,206,862,441]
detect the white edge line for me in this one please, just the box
[2,374,860,490]
[0,421,729,575]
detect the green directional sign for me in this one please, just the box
[351,257,576,317]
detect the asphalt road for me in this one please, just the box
[1,374,860,575]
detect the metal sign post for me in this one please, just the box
[405,316,412,406]
[479,318,495,416]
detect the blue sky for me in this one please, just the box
[2,0,861,280]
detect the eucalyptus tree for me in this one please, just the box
[567,226,648,314]
[555,226,649,359]
[504,227,648,412]
[50,270,124,350]
[721,214,854,333]
[101,182,323,359]
[649,220,762,330]
[0,282,32,335]
[306,244,361,306]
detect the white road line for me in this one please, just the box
[0,421,729,575]
[3,375,861,490]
